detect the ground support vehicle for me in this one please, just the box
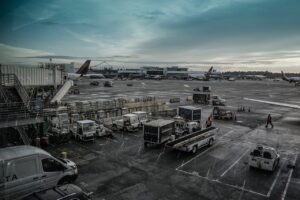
[212,95,226,106]
[144,119,175,147]
[71,120,95,142]
[48,113,70,143]
[132,111,149,127]
[213,106,235,120]
[174,116,201,137]
[166,127,217,154]
[178,106,201,121]
[112,114,140,132]
[249,145,280,172]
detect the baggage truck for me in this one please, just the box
[178,106,201,121]
[0,146,78,200]
[112,114,140,132]
[71,120,96,142]
[166,127,217,154]
[143,119,175,147]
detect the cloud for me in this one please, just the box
[0,43,53,63]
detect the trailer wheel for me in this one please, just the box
[192,145,198,154]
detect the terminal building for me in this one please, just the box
[117,66,189,79]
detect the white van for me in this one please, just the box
[0,146,78,200]
[112,114,140,132]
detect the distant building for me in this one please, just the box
[142,66,164,76]
[165,66,189,79]
[118,68,143,77]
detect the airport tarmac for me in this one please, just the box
[51,79,300,200]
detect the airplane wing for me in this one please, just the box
[244,98,300,109]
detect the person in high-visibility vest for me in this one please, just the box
[265,114,274,128]
[206,114,213,128]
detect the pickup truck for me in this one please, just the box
[166,127,217,154]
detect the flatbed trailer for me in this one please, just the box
[166,127,218,153]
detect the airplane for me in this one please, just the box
[67,60,105,80]
[188,66,213,81]
[244,75,266,80]
[281,71,300,86]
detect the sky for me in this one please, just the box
[1,0,300,72]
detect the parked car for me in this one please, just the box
[104,81,113,87]
[90,81,99,86]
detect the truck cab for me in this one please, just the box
[174,116,201,137]
[50,113,70,135]
[212,95,226,106]
[213,106,235,120]
[112,114,140,132]
[132,111,149,127]
[72,120,96,142]
[249,145,280,171]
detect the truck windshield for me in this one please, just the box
[82,123,95,132]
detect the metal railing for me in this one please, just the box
[0,85,9,103]
[0,74,30,105]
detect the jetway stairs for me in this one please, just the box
[50,80,73,104]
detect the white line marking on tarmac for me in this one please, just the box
[176,142,221,170]
[267,159,286,197]
[220,149,249,177]
[281,154,298,200]
[176,168,267,197]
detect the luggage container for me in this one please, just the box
[178,106,201,121]
[143,119,175,147]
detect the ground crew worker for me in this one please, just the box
[265,114,274,128]
[206,114,213,128]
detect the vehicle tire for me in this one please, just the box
[208,139,214,146]
[192,145,198,154]
[112,124,117,131]
[273,159,279,171]
[144,142,149,148]
[58,176,71,185]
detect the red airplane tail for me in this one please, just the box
[208,66,213,74]
[281,71,290,82]
[76,60,91,75]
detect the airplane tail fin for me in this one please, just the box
[281,71,290,82]
[76,60,91,75]
[208,66,213,74]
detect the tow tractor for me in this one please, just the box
[213,106,235,120]
[249,145,280,172]
[174,116,201,137]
